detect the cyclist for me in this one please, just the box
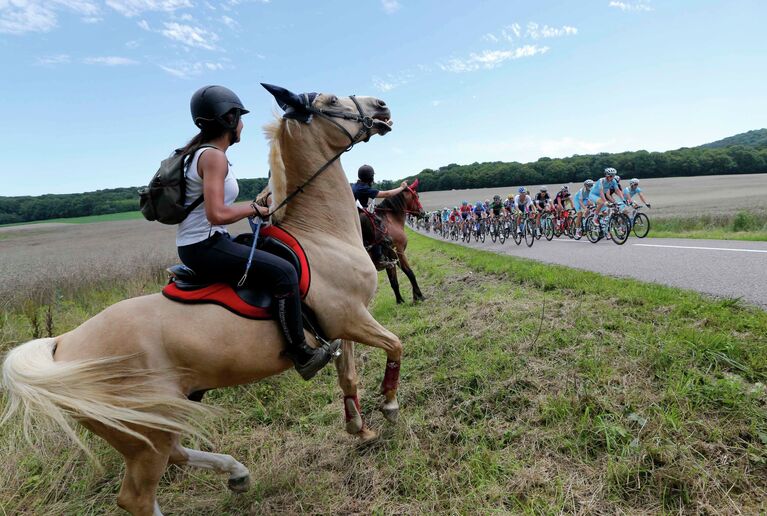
[503,194,515,215]
[513,187,536,234]
[572,179,594,237]
[489,194,504,219]
[473,201,486,232]
[624,178,651,208]
[448,206,460,223]
[588,167,625,213]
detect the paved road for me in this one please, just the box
[415,229,767,309]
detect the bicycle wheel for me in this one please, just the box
[525,219,535,247]
[609,214,630,245]
[479,222,486,243]
[489,221,497,243]
[586,216,601,243]
[512,220,522,245]
[498,222,506,244]
[633,213,650,238]
[542,215,553,241]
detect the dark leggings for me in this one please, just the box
[177,232,299,299]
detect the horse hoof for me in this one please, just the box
[227,475,251,493]
[379,399,399,424]
[345,415,364,435]
[396,299,405,305]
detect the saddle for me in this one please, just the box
[162,225,327,339]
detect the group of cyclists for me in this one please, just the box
[418,168,652,246]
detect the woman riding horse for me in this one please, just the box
[176,85,338,380]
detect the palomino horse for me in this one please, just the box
[374,181,426,304]
[1,85,401,516]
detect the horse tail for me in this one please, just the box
[1,337,211,459]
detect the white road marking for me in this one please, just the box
[633,243,767,254]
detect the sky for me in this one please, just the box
[1,0,766,196]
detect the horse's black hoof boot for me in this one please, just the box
[293,339,341,381]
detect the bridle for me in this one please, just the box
[266,95,379,218]
[375,185,423,216]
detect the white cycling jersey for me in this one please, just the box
[514,194,533,211]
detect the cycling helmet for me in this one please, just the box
[584,179,594,188]
[475,201,483,208]
[630,178,639,186]
[540,186,548,192]
[561,185,569,193]
[462,200,468,206]
[493,194,501,201]
[191,85,249,130]
[518,186,526,194]
[357,164,375,183]
[453,206,459,211]
[615,175,621,182]
[604,167,617,176]
[507,194,514,200]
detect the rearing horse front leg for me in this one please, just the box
[341,310,402,424]
[334,340,377,440]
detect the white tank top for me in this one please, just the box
[176,147,239,246]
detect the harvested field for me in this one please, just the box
[418,173,767,218]
[0,218,251,309]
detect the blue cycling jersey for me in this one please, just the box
[589,177,618,199]
[623,186,642,199]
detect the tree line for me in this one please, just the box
[377,144,767,192]
[0,178,268,225]
[3,136,766,224]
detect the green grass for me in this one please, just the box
[0,211,143,227]
[2,232,767,513]
[650,209,767,241]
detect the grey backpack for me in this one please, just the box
[138,144,218,224]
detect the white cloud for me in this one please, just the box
[137,19,150,30]
[483,33,498,43]
[37,54,71,65]
[105,0,192,17]
[431,100,442,107]
[609,1,653,12]
[83,56,139,65]
[161,22,219,50]
[125,39,141,48]
[440,45,549,73]
[381,0,400,14]
[373,78,396,92]
[0,0,98,34]
[488,22,577,44]
[221,15,238,29]
[159,61,225,78]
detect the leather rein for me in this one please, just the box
[265,96,376,218]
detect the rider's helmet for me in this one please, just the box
[493,194,501,202]
[604,167,617,177]
[584,179,595,188]
[191,85,249,130]
[615,175,621,182]
[507,194,514,200]
[357,164,375,183]
[540,186,548,192]
[484,199,490,205]
[561,185,569,193]
[630,178,639,187]
[461,200,468,206]
[518,186,526,194]
[475,201,483,209]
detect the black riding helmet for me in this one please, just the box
[190,85,249,130]
[358,164,375,183]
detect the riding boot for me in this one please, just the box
[276,294,340,381]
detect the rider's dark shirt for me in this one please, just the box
[352,181,380,209]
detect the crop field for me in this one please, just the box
[418,173,767,218]
[2,230,767,514]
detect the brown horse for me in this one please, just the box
[1,85,400,516]
[374,181,426,304]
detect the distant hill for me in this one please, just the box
[699,129,767,149]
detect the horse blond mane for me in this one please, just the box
[264,116,306,223]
